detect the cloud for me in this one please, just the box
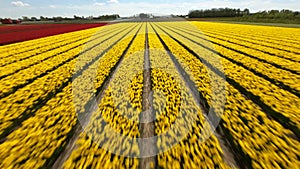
[107,0,119,4]
[11,1,30,7]
[49,5,56,8]
[3,0,300,18]
[93,2,105,6]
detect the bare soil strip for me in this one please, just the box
[139,23,158,169]
[50,24,142,169]
[151,23,239,169]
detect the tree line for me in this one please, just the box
[245,9,300,19]
[188,8,250,18]
[1,14,120,22]
[188,8,300,19]
[187,8,300,23]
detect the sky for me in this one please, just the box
[0,0,299,18]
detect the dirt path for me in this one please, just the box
[139,23,158,169]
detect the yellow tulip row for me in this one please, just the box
[0,29,95,66]
[0,36,89,79]
[152,23,300,168]
[2,21,299,168]
[180,22,300,55]
[0,23,136,137]
[0,27,101,59]
[128,71,143,115]
[0,24,123,58]
[159,22,300,95]
[0,23,140,169]
[64,23,145,168]
[0,38,86,97]
[69,23,140,115]
[156,22,300,132]
[0,24,134,98]
[170,23,300,74]
[200,29,300,61]
[148,25,230,168]
[152,23,222,116]
[191,21,300,48]
[210,42,300,93]
[73,23,143,115]
[66,89,141,169]
[0,24,126,76]
[0,85,77,168]
[200,32,300,74]
[107,33,146,121]
[0,58,76,137]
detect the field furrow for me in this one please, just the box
[153,22,300,168]
[165,23,300,75]
[0,23,140,169]
[0,24,123,69]
[202,30,300,58]
[1,21,299,169]
[0,23,137,139]
[0,24,133,98]
[149,23,231,169]
[192,22,300,47]
[154,23,300,138]
[63,23,144,169]
[158,23,300,97]
[179,22,300,54]
[0,24,109,57]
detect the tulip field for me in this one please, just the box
[0,21,299,169]
[0,23,107,45]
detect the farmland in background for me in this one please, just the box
[0,21,299,169]
[0,23,107,45]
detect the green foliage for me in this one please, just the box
[93,14,120,20]
[188,8,300,24]
[237,9,300,24]
[188,8,249,18]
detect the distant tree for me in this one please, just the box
[243,8,250,15]
[280,9,293,14]
[73,15,81,19]
[94,14,120,20]
[31,17,37,21]
[22,16,29,21]
[238,8,300,23]
[172,14,185,18]
[237,8,241,16]
[40,16,46,21]
[269,10,279,15]
[188,8,247,18]
[139,13,149,19]
[53,16,63,22]
[64,17,72,20]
